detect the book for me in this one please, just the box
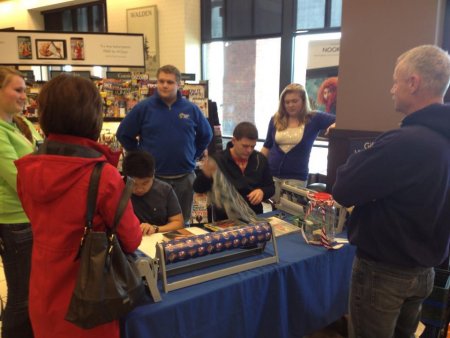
[162,228,200,240]
[190,193,208,224]
[182,83,206,99]
[203,219,246,232]
[191,98,209,117]
[267,216,301,237]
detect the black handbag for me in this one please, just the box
[65,162,145,329]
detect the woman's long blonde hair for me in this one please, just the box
[273,83,313,131]
[0,67,33,142]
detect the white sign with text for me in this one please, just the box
[307,39,340,69]
[0,31,144,67]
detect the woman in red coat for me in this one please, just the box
[15,75,142,338]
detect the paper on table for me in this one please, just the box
[267,216,301,237]
[138,227,209,258]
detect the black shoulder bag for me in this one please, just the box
[65,162,145,329]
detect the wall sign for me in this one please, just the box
[307,39,340,70]
[127,6,159,76]
[181,73,196,81]
[106,72,132,80]
[50,71,91,79]
[0,31,145,67]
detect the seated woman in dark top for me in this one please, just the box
[122,150,184,235]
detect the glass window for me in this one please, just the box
[62,10,73,31]
[203,38,281,138]
[77,8,88,31]
[211,0,224,38]
[254,0,283,35]
[226,0,253,37]
[308,140,329,175]
[43,1,106,33]
[296,0,326,30]
[203,0,283,41]
[330,0,342,27]
[92,5,100,32]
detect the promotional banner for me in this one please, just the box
[0,31,145,67]
[307,39,340,69]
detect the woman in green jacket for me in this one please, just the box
[0,67,42,338]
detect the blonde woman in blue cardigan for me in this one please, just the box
[0,67,42,338]
[261,83,335,203]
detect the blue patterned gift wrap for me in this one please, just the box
[162,222,272,264]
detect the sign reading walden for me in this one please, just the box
[0,31,145,68]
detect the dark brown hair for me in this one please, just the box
[233,122,258,140]
[0,67,33,142]
[38,74,103,140]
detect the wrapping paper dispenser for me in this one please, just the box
[161,222,273,264]
[156,222,279,292]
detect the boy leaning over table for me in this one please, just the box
[122,150,184,235]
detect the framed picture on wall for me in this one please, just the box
[17,36,32,59]
[36,39,67,59]
[70,37,85,60]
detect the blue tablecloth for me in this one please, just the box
[122,229,356,338]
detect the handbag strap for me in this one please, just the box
[75,162,105,260]
[105,177,134,269]
[111,177,134,233]
[86,162,105,230]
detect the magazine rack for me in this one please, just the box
[276,182,347,234]
[156,222,279,293]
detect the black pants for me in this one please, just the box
[0,223,34,338]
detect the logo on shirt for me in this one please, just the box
[179,112,190,119]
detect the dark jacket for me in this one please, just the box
[333,104,450,268]
[194,142,275,220]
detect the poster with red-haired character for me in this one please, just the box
[317,76,338,115]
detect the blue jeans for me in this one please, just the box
[0,223,34,338]
[349,255,434,338]
[157,172,196,224]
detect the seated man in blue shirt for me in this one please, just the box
[122,150,184,235]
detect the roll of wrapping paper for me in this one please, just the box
[162,222,272,264]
